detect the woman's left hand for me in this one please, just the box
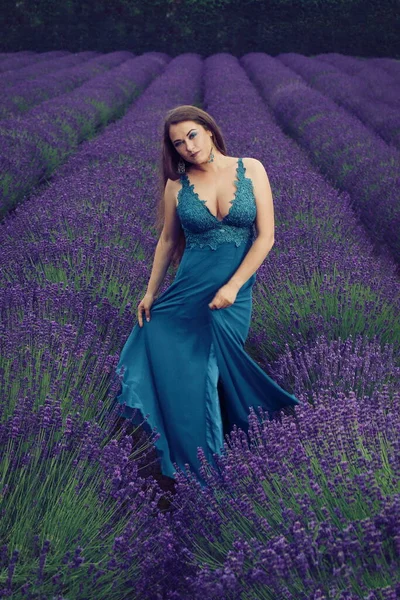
[208,282,239,310]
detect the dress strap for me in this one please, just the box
[237,157,246,180]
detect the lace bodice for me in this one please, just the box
[177,157,257,250]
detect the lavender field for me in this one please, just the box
[0,51,399,599]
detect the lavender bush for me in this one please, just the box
[0,53,167,218]
[0,390,175,598]
[317,53,400,89]
[366,57,400,80]
[265,333,400,403]
[0,51,399,598]
[241,52,400,267]
[0,51,69,74]
[0,51,130,119]
[0,51,98,89]
[168,388,400,599]
[276,54,400,148]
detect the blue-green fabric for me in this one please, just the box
[114,158,301,487]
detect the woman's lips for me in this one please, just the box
[190,151,200,158]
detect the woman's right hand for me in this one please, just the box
[137,292,155,327]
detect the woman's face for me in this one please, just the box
[169,120,213,164]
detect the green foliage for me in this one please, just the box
[249,267,400,363]
[0,423,155,597]
[0,0,398,56]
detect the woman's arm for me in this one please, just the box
[228,158,275,290]
[146,179,181,297]
[208,159,275,310]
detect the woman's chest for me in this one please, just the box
[176,158,257,232]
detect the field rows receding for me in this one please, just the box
[0,51,131,119]
[0,51,99,89]
[0,50,69,73]
[0,52,399,599]
[0,52,169,218]
[280,53,400,147]
[241,53,400,267]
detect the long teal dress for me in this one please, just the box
[113,158,301,487]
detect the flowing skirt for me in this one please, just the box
[113,239,300,487]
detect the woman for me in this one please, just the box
[113,105,300,488]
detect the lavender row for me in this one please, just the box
[361,56,400,81]
[0,55,205,598]
[0,51,133,119]
[0,52,399,596]
[0,50,69,74]
[280,53,400,148]
[319,53,400,111]
[241,52,400,267]
[317,52,400,105]
[0,53,167,218]
[0,51,35,60]
[170,389,400,599]
[0,341,170,598]
[0,50,98,89]
[318,53,399,85]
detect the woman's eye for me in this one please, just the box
[174,132,196,147]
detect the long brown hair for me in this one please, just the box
[155,105,228,267]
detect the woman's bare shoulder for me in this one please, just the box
[164,177,183,209]
[165,177,182,190]
[241,157,265,172]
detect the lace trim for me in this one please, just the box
[181,157,244,223]
[184,227,254,251]
[177,157,256,250]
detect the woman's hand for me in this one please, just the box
[208,283,239,310]
[137,292,155,327]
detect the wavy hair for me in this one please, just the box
[155,105,228,267]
